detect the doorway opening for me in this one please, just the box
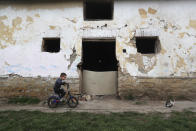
[81,39,118,95]
[82,39,118,71]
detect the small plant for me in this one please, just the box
[167,95,174,100]
[8,96,40,105]
[176,95,190,100]
[135,101,146,105]
[124,94,135,100]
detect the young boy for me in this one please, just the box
[54,73,67,99]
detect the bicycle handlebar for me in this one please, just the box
[64,83,70,89]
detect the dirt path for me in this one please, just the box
[0,98,196,113]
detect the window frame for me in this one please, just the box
[135,36,160,54]
[42,37,61,53]
[83,0,114,21]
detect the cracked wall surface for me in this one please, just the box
[0,0,196,78]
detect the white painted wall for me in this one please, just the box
[0,0,196,78]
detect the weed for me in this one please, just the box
[124,94,135,100]
[8,96,40,105]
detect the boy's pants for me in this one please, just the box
[54,88,65,99]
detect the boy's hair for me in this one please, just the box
[60,73,67,77]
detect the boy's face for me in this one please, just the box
[61,76,66,80]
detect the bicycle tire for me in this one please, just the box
[48,96,58,108]
[68,97,78,108]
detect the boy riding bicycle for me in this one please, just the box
[48,72,78,108]
[53,73,67,100]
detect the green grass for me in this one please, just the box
[0,110,196,131]
[124,94,135,100]
[134,101,147,105]
[8,96,41,105]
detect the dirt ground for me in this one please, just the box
[0,97,196,113]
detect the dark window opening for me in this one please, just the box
[82,40,118,71]
[123,49,126,53]
[136,37,160,54]
[84,0,113,20]
[42,38,60,53]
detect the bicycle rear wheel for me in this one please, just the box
[68,96,78,108]
[48,96,58,108]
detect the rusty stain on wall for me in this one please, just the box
[160,48,167,55]
[0,16,25,49]
[148,7,157,14]
[26,16,33,23]
[127,54,157,74]
[138,8,147,18]
[189,20,196,30]
[34,14,40,17]
[12,17,22,30]
[140,21,146,25]
[0,41,6,49]
[178,32,185,38]
[0,19,14,46]
[0,15,7,20]
[176,55,186,70]
[49,25,56,30]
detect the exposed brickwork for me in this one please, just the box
[0,74,80,100]
[1,72,196,100]
[118,69,196,100]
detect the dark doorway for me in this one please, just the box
[84,0,114,20]
[82,39,118,95]
[82,39,118,71]
[42,38,60,53]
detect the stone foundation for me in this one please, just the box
[0,74,80,100]
[1,72,196,100]
[118,70,196,100]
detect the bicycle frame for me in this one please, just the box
[48,83,78,108]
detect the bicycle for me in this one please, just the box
[48,83,78,108]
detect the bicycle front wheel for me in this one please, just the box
[68,96,78,108]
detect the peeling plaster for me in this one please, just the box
[189,20,196,30]
[34,14,40,17]
[138,8,147,19]
[178,32,185,38]
[49,25,56,30]
[148,7,157,15]
[0,1,196,78]
[0,15,8,20]
[26,16,33,23]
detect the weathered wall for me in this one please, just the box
[0,1,83,77]
[0,0,196,99]
[0,74,80,99]
[118,69,196,100]
[0,0,196,77]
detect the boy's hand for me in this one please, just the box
[62,82,68,85]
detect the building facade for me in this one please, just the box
[0,0,196,100]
